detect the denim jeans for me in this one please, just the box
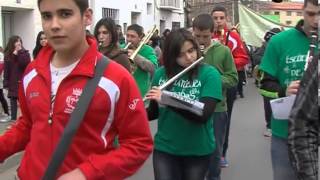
[207,112,228,180]
[263,96,272,129]
[271,136,298,180]
[223,86,237,157]
[9,97,17,120]
[237,70,246,96]
[153,149,211,180]
[0,89,9,115]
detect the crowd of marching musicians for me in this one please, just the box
[0,0,318,179]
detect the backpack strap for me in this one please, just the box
[225,30,231,46]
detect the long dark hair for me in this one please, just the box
[33,31,45,58]
[4,35,23,58]
[94,18,119,48]
[163,28,201,79]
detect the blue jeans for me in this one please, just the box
[9,97,17,120]
[207,112,228,180]
[224,86,237,157]
[271,136,298,180]
[153,149,211,180]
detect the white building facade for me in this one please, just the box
[89,0,185,36]
[0,0,42,53]
[0,0,184,53]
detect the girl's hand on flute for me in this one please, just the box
[145,86,162,102]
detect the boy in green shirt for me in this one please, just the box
[125,24,158,97]
[259,1,318,179]
[192,14,238,180]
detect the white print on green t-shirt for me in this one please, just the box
[159,78,202,101]
[282,54,307,86]
[173,79,201,89]
[285,54,306,64]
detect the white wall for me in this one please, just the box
[0,0,184,50]
[90,0,156,32]
[13,10,36,53]
[0,0,40,54]
[158,9,184,30]
[90,0,184,35]
[0,0,35,9]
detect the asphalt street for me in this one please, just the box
[0,78,273,180]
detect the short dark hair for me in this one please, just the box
[211,5,227,16]
[162,29,171,37]
[127,24,144,37]
[94,18,119,47]
[37,0,89,15]
[163,28,201,79]
[304,0,318,7]
[193,14,214,32]
[264,28,281,42]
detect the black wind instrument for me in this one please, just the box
[304,30,317,71]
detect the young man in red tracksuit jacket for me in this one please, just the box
[211,5,249,167]
[0,0,153,179]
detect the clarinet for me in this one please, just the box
[303,30,319,106]
[304,30,317,70]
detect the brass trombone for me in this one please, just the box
[124,25,158,72]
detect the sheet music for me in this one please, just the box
[270,95,296,120]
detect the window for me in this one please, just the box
[147,3,152,15]
[274,11,280,15]
[160,0,180,8]
[297,12,303,16]
[286,21,292,25]
[102,8,120,25]
[2,11,14,46]
[172,22,180,30]
[286,11,292,16]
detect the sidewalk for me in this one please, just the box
[0,115,21,180]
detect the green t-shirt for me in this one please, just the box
[259,28,313,139]
[134,44,158,97]
[152,64,222,156]
[204,41,238,112]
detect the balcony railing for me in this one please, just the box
[159,0,181,10]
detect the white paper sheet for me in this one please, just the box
[270,95,296,120]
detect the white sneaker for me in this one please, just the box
[0,115,11,123]
[263,129,272,137]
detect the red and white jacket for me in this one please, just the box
[212,26,249,71]
[0,37,153,180]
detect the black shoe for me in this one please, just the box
[240,94,244,98]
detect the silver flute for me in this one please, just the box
[158,43,214,90]
[143,43,214,101]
